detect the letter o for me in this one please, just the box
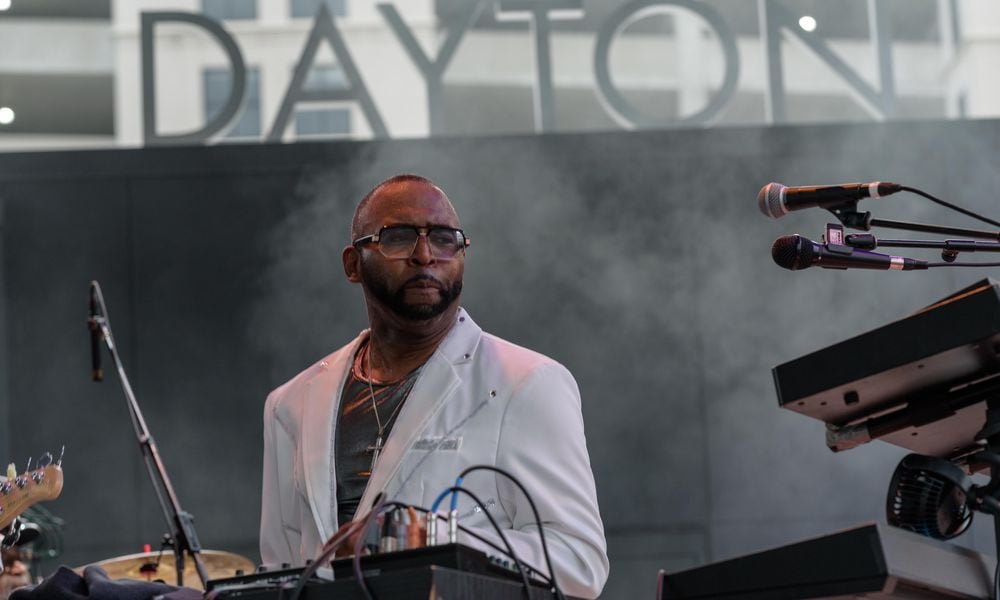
[594,0,740,128]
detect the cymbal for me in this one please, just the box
[82,549,256,590]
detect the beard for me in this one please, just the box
[360,263,463,321]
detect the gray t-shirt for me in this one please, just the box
[334,350,420,527]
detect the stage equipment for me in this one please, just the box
[885,453,987,540]
[771,233,928,271]
[760,181,1000,598]
[773,278,1000,597]
[288,490,542,600]
[87,280,209,588]
[773,223,1000,271]
[83,549,254,590]
[757,181,902,219]
[658,523,994,599]
[206,543,561,600]
[758,181,1000,232]
[283,466,560,600]
[843,234,1000,263]
[765,181,1000,268]
[773,278,1000,457]
[454,465,565,600]
[882,414,1000,598]
[88,285,102,382]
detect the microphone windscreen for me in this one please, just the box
[757,182,786,218]
[771,234,811,270]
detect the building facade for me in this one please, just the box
[0,0,997,150]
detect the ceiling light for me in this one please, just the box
[0,0,12,11]
[798,16,817,33]
[0,107,14,125]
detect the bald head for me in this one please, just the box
[352,174,459,240]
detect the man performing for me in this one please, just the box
[260,174,608,598]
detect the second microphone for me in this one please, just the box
[772,235,928,271]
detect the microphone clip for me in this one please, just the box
[821,223,855,266]
[826,203,872,230]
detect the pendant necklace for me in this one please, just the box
[364,340,406,473]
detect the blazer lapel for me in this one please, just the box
[301,334,363,540]
[356,309,480,513]
[356,351,459,513]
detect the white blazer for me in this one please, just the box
[260,308,609,598]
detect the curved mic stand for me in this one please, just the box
[87,280,208,588]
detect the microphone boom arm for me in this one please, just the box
[847,236,1000,252]
[868,218,1000,241]
[822,205,1000,262]
[822,203,1000,240]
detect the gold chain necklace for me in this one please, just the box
[363,340,407,472]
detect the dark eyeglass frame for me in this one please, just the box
[352,225,471,259]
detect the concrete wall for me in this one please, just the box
[2,120,1000,597]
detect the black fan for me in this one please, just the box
[886,454,974,539]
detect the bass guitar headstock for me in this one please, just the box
[0,450,64,530]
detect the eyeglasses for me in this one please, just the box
[353,225,470,260]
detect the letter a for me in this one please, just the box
[267,3,388,141]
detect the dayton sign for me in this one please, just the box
[141,0,903,146]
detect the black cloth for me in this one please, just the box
[10,565,201,600]
[334,349,420,527]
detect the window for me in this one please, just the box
[295,109,351,135]
[204,68,261,139]
[294,65,352,136]
[291,0,347,19]
[203,0,256,21]
[303,65,347,91]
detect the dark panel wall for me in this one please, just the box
[3,178,137,560]
[2,122,1000,597]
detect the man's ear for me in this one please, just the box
[343,246,363,283]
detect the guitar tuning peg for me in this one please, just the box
[38,452,53,468]
[5,463,14,479]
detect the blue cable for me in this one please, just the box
[430,487,452,514]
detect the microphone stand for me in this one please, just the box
[826,203,1000,263]
[88,281,209,588]
[869,218,1000,241]
[843,235,1000,263]
[826,203,1000,241]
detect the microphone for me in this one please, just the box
[758,181,902,219]
[89,282,103,382]
[771,234,928,271]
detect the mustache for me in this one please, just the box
[401,274,445,289]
